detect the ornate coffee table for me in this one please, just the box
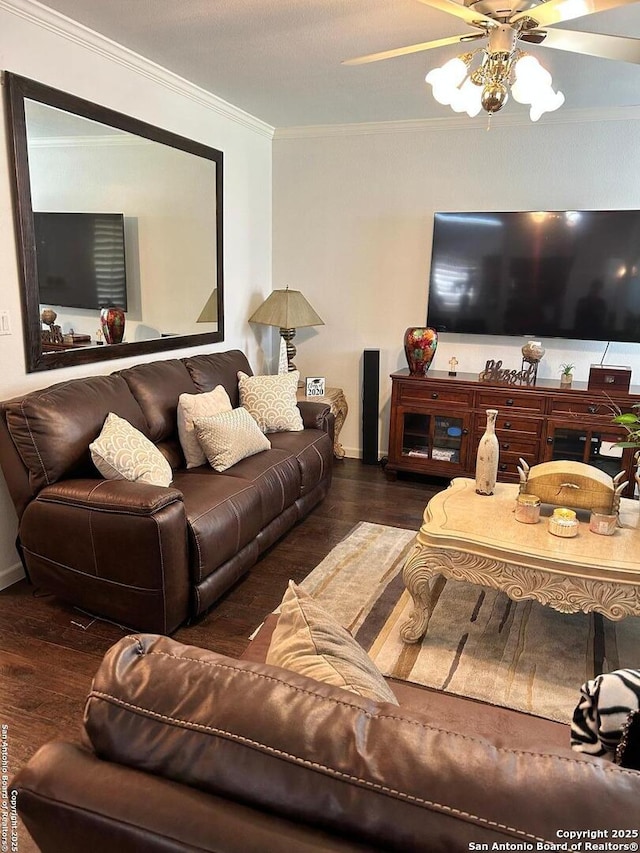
[401,478,640,643]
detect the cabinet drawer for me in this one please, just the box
[496,450,538,479]
[475,434,538,456]
[476,389,546,413]
[399,383,473,407]
[550,396,627,418]
[475,412,542,438]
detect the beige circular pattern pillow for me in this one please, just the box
[237,370,303,433]
[90,412,173,487]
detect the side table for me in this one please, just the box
[297,386,348,459]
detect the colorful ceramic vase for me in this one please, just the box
[475,409,499,496]
[404,327,438,375]
[100,307,126,345]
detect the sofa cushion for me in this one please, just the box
[182,351,252,406]
[172,471,262,582]
[194,408,271,473]
[84,635,640,853]
[266,581,398,704]
[219,447,301,527]
[90,413,173,488]
[177,386,233,469]
[5,375,148,493]
[268,430,333,496]
[118,360,197,444]
[238,371,303,433]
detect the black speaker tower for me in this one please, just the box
[362,349,380,465]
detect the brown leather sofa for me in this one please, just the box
[11,621,640,853]
[0,351,333,633]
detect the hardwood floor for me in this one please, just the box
[0,460,442,851]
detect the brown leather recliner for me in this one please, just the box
[0,350,334,633]
[11,631,640,853]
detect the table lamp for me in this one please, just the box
[248,286,324,372]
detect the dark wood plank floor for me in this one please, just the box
[0,460,442,852]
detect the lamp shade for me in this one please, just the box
[196,288,218,323]
[248,288,324,329]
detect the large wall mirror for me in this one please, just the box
[5,72,224,372]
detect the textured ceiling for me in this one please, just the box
[36,0,640,126]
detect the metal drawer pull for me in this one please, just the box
[506,398,514,406]
[499,463,508,471]
[431,392,439,399]
[502,443,510,450]
[504,421,512,429]
[587,404,598,414]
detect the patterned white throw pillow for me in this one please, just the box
[237,370,303,433]
[194,408,271,472]
[177,385,232,469]
[90,412,173,487]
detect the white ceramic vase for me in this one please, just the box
[475,409,499,496]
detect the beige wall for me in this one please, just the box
[0,1,274,587]
[273,117,640,459]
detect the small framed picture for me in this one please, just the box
[305,376,326,397]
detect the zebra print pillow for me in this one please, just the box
[571,669,640,765]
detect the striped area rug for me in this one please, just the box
[300,521,640,723]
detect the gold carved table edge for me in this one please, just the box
[400,479,640,644]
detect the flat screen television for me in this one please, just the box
[34,212,127,311]
[427,210,640,343]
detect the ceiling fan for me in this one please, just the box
[344,0,640,120]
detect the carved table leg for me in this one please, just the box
[331,390,348,459]
[400,542,441,643]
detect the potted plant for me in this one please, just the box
[559,363,575,388]
[612,404,640,449]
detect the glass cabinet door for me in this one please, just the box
[401,412,467,466]
[547,425,629,479]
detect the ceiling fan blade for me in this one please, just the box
[415,0,497,28]
[533,27,640,63]
[342,32,484,65]
[511,0,638,29]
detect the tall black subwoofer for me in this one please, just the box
[362,349,380,465]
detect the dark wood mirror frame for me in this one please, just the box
[4,72,224,373]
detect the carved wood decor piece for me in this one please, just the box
[478,359,536,386]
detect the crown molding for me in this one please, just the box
[274,104,640,139]
[0,0,275,139]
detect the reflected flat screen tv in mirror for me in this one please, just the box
[427,211,640,342]
[34,212,127,311]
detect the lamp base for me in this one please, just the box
[279,327,297,372]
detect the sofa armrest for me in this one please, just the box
[19,479,189,634]
[35,478,184,513]
[11,742,370,853]
[297,400,335,437]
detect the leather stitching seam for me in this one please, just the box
[87,688,557,845]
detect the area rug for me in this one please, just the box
[299,521,640,723]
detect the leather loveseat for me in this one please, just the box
[0,350,333,633]
[11,622,640,853]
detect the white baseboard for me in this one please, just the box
[0,562,25,590]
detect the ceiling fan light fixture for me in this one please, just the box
[529,87,565,120]
[451,76,483,116]
[426,44,563,121]
[438,56,470,86]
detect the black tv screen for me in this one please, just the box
[427,211,640,342]
[34,212,127,311]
